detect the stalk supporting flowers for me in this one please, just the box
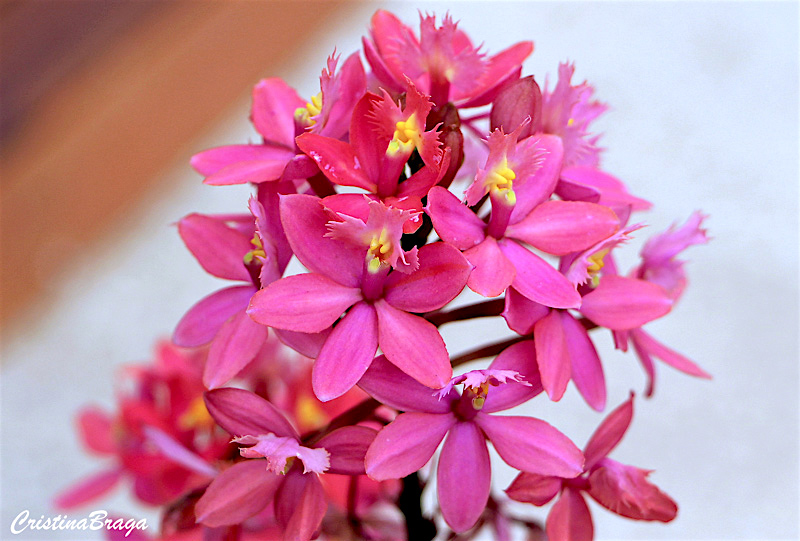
[58,10,710,541]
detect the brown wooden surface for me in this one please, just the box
[1,1,358,336]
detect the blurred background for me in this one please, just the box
[2,2,798,539]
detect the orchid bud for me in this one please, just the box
[490,75,542,138]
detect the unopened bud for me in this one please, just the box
[490,75,542,138]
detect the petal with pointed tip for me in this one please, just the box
[274,328,330,359]
[365,412,455,480]
[274,469,327,541]
[510,135,564,223]
[464,237,516,298]
[77,407,115,454]
[426,186,486,251]
[483,340,543,413]
[173,286,254,347]
[502,287,550,335]
[546,488,594,541]
[53,468,123,510]
[505,471,562,506]
[191,144,293,178]
[204,311,269,389]
[534,310,571,402]
[580,276,672,330]
[195,461,282,527]
[499,239,581,309]
[204,153,294,186]
[358,355,456,414]
[296,133,375,191]
[587,458,678,521]
[251,78,304,146]
[584,394,634,470]
[312,302,378,402]
[633,329,712,379]
[438,422,491,532]
[204,387,297,439]
[316,425,378,475]
[476,414,584,478]
[178,214,253,281]
[562,312,606,412]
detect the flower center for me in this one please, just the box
[487,162,517,206]
[587,248,609,286]
[178,396,214,431]
[366,228,393,273]
[294,92,323,127]
[464,382,491,410]
[387,113,422,156]
[243,234,266,265]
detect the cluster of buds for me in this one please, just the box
[58,10,710,541]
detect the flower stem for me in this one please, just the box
[399,472,437,541]
[425,298,505,327]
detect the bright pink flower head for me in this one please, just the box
[364,10,533,107]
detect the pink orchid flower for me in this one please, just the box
[195,388,376,541]
[248,194,471,401]
[361,354,584,533]
[363,10,533,107]
[428,129,620,308]
[506,394,678,541]
[191,52,365,187]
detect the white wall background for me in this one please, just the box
[2,2,797,540]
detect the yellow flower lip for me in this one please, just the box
[486,162,517,205]
[294,92,323,127]
[387,113,422,156]
[366,228,393,273]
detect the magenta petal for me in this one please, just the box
[296,133,376,191]
[274,328,330,359]
[315,426,377,475]
[438,422,491,533]
[510,134,564,222]
[204,154,294,186]
[534,311,571,402]
[174,286,255,347]
[251,78,304,147]
[358,355,455,414]
[312,302,378,402]
[507,200,619,256]
[583,394,634,470]
[142,426,216,478]
[195,461,282,527]
[426,186,486,251]
[561,312,606,412]
[204,311,269,389]
[191,144,292,177]
[178,213,253,281]
[464,237,516,297]
[500,239,581,309]
[506,472,562,506]
[53,467,123,510]
[633,329,712,379]
[280,194,365,287]
[248,273,361,333]
[483,340,543,413]
[77,407,115,454]
[546,488,594,541]
[375,300,452,389]
[502,287,549,335]
[204,387,298,439]
[587,458,678,522]
[274,469,327,541]
[476,413,584,478]
[580,275,672,330]
[365,412,455,480]
[559,166,652,211]
[384,242,472,312]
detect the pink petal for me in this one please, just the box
[633,329,712,379]
[358,355,456,414]
[349,92,388,183]
[510,134,564,223]
[315,425,378,475]
[579,275,672,330]
[561,312,606,412]
[559,166,652,211]
[534,310,571,402]
[53,467,123,509]
[142,426,216,478]
[312,302,378,402]
[483,340,543,413]
[499,239,581,309]
[384,242,472,313]
[426,186,486,251]
[583,394,634,471]
[204,152,295,186]
[501,287,550,335]
[251,78,304,147]
[195,461,282,527]
[587,458,678,522]
[274,328,330,359]
[507,200,619,256]
[465,237,516,297]
[178,213,253,281]
[173,286,255,347]
[365,412,456,480]
[204,387,298,439]
[460,41,534,106]
[77,407,115,454]
[191,144,292,177]
[476,414,584,478]
[274,469,327,541]
[438,422,491,533]
[296,133,376,191]
[247,273,361,333]
[280,194,365,287]
[546,488,594,541]
[204,310,269,389]
[505,471,562,506]
[375,300,452,390]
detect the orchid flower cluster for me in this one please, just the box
[58,10,711,541]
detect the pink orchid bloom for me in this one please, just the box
[428,131,621,308]
[173,198,291,389]
[297,83,449,233]
[617,212,712,395]
[191,52,365,187]
[363,10,533,107]
[55,343,229,510]
[195,388,376,541]
[506,394,678,541]
[361,354,584,533]
[248,194,471,401]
